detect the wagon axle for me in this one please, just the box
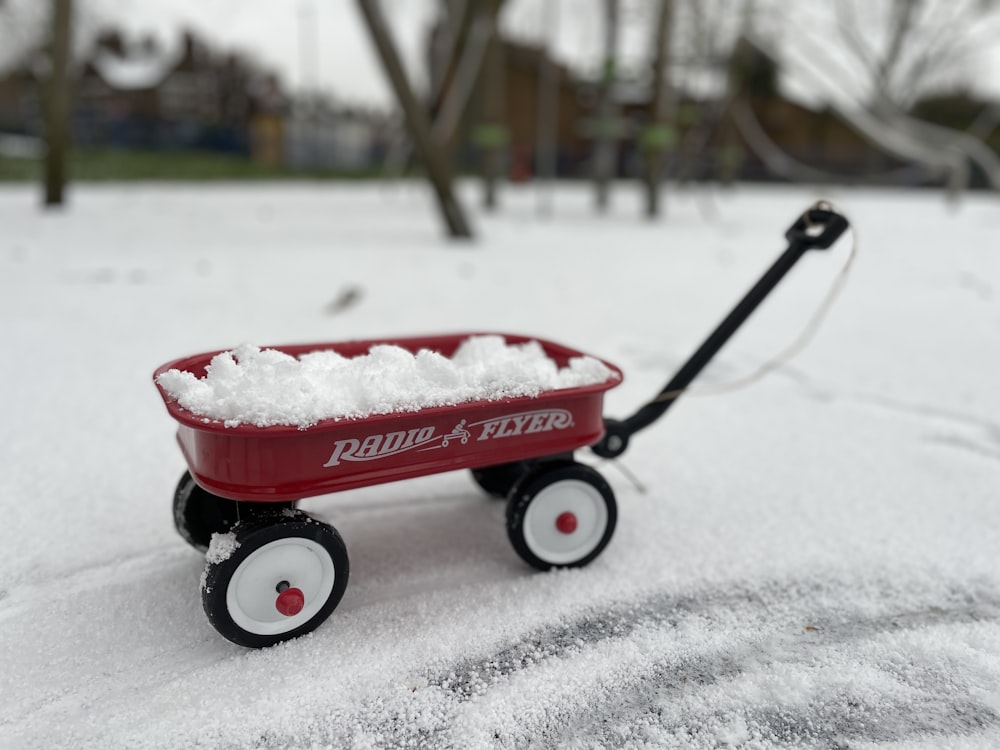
[555,512,578,535]
[275,584,305,617]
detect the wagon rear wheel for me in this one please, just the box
[201,509,349,648]
[506,462,617,571]
[470,460,536,499]
[173,471,295,552]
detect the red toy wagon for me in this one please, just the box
[154,205,849,648]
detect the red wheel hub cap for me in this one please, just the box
[555,512,578,535]
[275,587,305,617]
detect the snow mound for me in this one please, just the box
[156,335,617,428]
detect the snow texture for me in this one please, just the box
[155,336,617,428]
[205,532,240,565]
[1,183,998,749]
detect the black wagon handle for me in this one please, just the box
[592,202,850,459]
[785,202,849,250]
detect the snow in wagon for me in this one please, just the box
[155,335,618,428]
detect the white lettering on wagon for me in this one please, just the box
[471,409,574,440]
[323,426,437,467]
[321,409,575,467]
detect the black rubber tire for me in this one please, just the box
[201,509,350,649]
[173,471,295,552]
[506,462,617,571]
[470,460,536,499]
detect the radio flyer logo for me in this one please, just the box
[322,409,574,467]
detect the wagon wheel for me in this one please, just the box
[201,509,349,648]
[470,460,536,499]
[173,471,295,552]
[506,462,617,571]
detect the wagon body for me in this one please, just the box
[154,333,623,502]
[155,205,850,649]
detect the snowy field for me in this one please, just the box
[1,181,998,749]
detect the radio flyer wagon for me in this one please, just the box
[154,204,849,648]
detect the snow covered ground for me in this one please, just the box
[1,181,998,749]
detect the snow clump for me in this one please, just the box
[206,532,240,564]
[156,335,617,428]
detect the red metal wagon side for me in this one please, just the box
[154,333,623,503]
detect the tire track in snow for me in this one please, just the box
[0,544,192,624]
[240,585,758,748]
[527,604,1000,748]
[926,432,1000,466]
[771,366,1000,468]
[452,582,1000,748]
[256,577,1000,748]
[774,364,1000,449]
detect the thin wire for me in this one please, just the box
[645,200,859,405]
[601,201,857,495]
[605,458,649,495]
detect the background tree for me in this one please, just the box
[776,0,1000,197]
[430,1,500,162]
[641,0,674,218]
[357,0,473,239]
[592,0,619,212]
[43,0,73,207]
[477,0,506,210]
[426,0,508,207]
[534,0,560,217]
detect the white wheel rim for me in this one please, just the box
[522,479,608,565]
[226,536,336,636]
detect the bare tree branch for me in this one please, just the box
[873,0,921,99]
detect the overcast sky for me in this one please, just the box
[82,0,657,105]
[6,0,1000,111]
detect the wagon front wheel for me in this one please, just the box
[506,462,617,571]
[201,509,349,648]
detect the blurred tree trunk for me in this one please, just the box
[434,10,494,160]
[535,0,559,217]
[478,0,505,211]
[357,0,473,239]
[593,0,619,212]
[431,0,476,117]
[642,0,674,219]
[433,0,507,186]
[432,0,475,168]
[380,0,479,180]
[43,0,72,208]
